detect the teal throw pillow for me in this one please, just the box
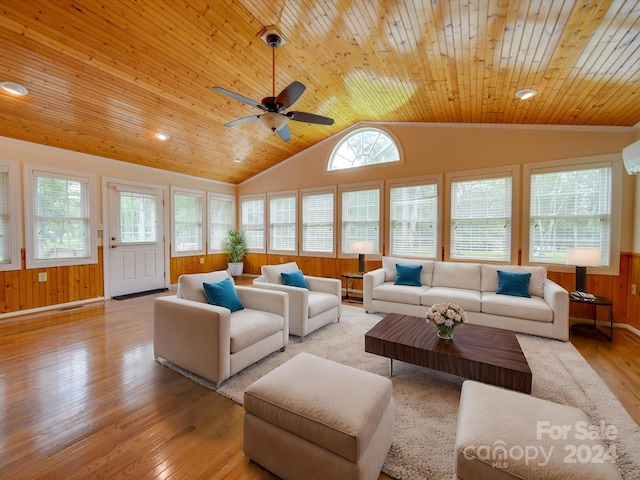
[281,270,308,289]
[496,270,531,298]
[203,277,244,312]
[394,263,422,286]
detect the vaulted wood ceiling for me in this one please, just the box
[1,1,639,184]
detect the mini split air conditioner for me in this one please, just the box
[622,138,640,175]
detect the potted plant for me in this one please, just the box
[223,229,248,276]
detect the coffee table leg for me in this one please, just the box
[390,359,393,377]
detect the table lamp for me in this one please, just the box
[351,241,375,273]
[566,248,601,293]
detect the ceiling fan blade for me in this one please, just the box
[276,81,306,109]
[224,115,260,127]
[276,124,291,142]
[288,111,335,125]
[212,86,266,111]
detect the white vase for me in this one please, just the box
[228,262,244,276]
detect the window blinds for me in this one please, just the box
[269,195,296,252]
[342,188,380,253]
[302,192,334,253]
[390,183,438,258]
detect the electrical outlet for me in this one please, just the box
[200,257,204,264]
[632,284,637,295]
[38,272,47,282]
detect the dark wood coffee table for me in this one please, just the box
[365,313,532,393]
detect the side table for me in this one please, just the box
[341,273,364,303]
[569,295,613,341]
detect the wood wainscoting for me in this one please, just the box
[0,247,104,315]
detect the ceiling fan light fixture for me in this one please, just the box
[260,112,288,132]
[515,89,537,100]
[1,81,28,95]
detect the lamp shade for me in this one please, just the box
[566,248,601,267]
[259,112,288,132]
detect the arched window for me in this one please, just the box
[328,128,400,171]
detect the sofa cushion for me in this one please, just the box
[382,256,434,286]
[496,270,531,298]
[261,262,299,285]
[432,262,481,291]
[373,282,430,305]
[395,264,423,286]
[281,270,308,288]
[481,264,546,297]
[421,287,481,312]
[178,270,232,303]
[481,292,553,323]
[308,291,340,318]
[229,309,285,353]
[203,278,244,312]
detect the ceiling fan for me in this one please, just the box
[212,30,334,142]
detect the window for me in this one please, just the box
[526,156,619,270]
[340,183,382,256]
[447,167,518,263]
[268,192,297,253]
[208,193,234,253]
[0,160,21,271]
[389,179,439,259]
[119,190,158,244]
[171,187,204,255]
[301,188,335,256]
[328,127,400,171]
[241,195,265,252]
[24,166,97,268]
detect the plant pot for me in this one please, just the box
[228,262,244,277]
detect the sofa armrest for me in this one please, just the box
[249,281,305,322]
[363,268,386,311]
[305,275,342,297]
[153,295,232,383]
[236,286,288,317]
[543,280,570,341]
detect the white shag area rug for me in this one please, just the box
[162,305,640,479]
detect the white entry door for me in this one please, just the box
[108,183,165,297]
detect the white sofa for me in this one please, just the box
[253,262,341,340]
[154,270,289,388]
[364,257,569,341]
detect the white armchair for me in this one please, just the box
[154,270,288,388]
[253,262,341,340]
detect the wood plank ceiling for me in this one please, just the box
[1,0,639,184]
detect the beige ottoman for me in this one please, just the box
[455,380,622,480]
[243,352,394,480]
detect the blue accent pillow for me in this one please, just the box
[203,278,244,312]
[496,270,531,298]
[394,263,423,286]
[281,270,308,289]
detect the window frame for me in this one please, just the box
[267,190,298,255]
[445,165,519,264]
[24,164,98,269]
[386,175,442,260]
[522,154,622,275]
[0,159,21,271]
[328,126,403,172]
[207,192,235,254]
[300,186,337,258]
[338,181,384,260]
[240,194,266,253]
[171,186,205,257]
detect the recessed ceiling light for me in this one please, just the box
[1,81,28,95]
[155,132,170,141]
[515,89,537,100]
[233,157,243,163]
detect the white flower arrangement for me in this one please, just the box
[425,302,467,328]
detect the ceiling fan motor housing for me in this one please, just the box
[265,33,282,48]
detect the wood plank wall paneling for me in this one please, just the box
[0,248,104,314]
[6,249,636,327]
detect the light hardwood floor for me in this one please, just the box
[0,289,638,479]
